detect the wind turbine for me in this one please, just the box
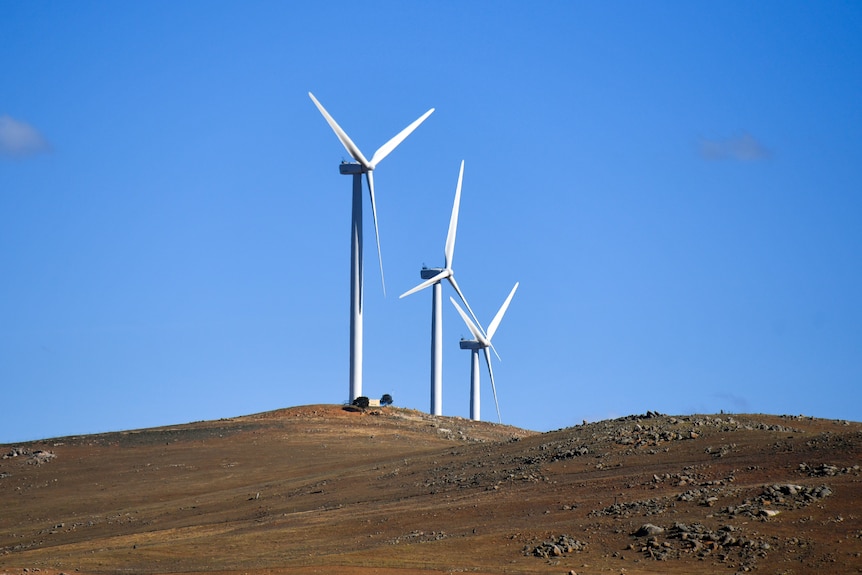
[309,92,434,402]
[451,282,519,423]
[399,160,483,416]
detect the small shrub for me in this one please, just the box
[352,396,370,409]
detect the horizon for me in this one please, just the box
[1,401,855,445]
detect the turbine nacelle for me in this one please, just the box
[338,162,366,174]
[459,339,484,350]
[420,267,445,280]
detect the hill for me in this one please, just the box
[1,405,860,575]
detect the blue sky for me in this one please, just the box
[2,2,861,443]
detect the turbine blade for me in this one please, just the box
[444,160,464,270]
[308,92,370,167]
[366,171,385,295]
[483,346,502,423]
[368,107,435,168]
[399,269,448,299]
[487,282,519,341]
[450,296,484,341]
[447,275,485,337]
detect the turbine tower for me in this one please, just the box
[399,160,482,416]
[309,92,434,402]
[451,282,519,422]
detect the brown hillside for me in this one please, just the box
[1,405,860,575]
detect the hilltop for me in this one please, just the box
[1,405,860,574]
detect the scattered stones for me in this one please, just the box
[523,439,590,464]
[421,458,550,490]
[630,521,770,568]
[747,422,803,433]
[720,483,834,519]
[590,497,670,518]
[704,443,737,458]
[30,450,56,465]
[527,535,587,558]
[650,466,735,489]
[3,447,30,459]
[647,467,740,508]
[580,413,807,455]
[388,530,446,544]
[677,484,739,507]
[3,448,56,465]
[802,430,862,452]
[799,462,860,477]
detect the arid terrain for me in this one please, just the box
[1,405,861,575]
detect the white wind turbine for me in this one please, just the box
[450,282,519,423]
[399,160,483,416]
[309,92,434,402]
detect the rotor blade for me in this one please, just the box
[489,342,502,363]
[483,347,502,424]
[450,296,484,341]
[368,107,435,168]
[487,282,519,341]
[366,171,385,295]
[308,92,370,167]
[399,269,448,299]
[447,274,485,338]
[444,160,465,270]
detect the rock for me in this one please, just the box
[721,534,737,546]
[760,509,781,517]
[635,524,665,537]
[781,484,800,496]
[529,535,587,558]
[29,450,56,465]
[816,486,833,498]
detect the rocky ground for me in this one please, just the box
[1,405,860,575]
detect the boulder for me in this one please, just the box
[635,523,665,537]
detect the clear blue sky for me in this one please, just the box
[2,2,861,443]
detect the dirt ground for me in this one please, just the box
[1,405,861,575]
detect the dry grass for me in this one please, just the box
[1,405,860,574]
